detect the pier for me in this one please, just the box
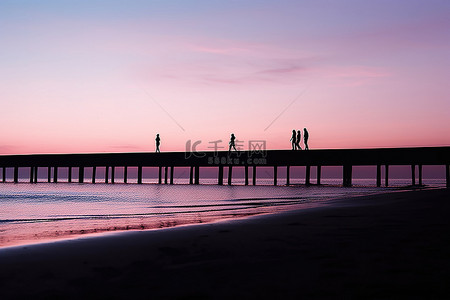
[0,147,449,187]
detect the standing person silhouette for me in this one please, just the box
[295,130,302,150]
[229,133,237,152]
[303,128,309,150]
[290,130,296,150]
[155,134,161,153]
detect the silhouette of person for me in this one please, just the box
[290,130,296,150]
[303,128,309,150]
[155,134,161,153]
[295,130,302,150]
[229,133,237,152]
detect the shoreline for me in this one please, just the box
[0,184,406,249]
[1,188,450,299]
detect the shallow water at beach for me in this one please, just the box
[0,178,445,247]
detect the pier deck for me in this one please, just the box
[0,147,449,187]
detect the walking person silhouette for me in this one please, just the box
[229,133,238,152]
[290,130,296,150]
[155,134,161,153]
[303,128,309,150]
[295,130,302,150]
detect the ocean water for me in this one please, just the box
[0,178,445,247]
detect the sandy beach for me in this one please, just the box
[1,188,450,299]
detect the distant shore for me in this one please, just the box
[1,188,450,299]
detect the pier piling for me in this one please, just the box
[376,165,381,187]
[195,166,199,185]
[138,166,143,184]
[274,166,277,186]
[343,165,352,187]
[34,167,38,183]
[29,167,34,183]
[68,167,72,183]
[317,166,322,185]
[245,166,249,186]
[105,166,109,184]
[53,167,58,183]
[286,166,290,186]
[188,166,192,185]
[92,166,96,184]
[218,165,224,185]
[14,167,18,183]
[79,167,84,183]
[419,165,423,186]
[305,165,311,186]
[164,166,168,184]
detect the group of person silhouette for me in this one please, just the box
[154,129,309,152]
[290,128,309,150]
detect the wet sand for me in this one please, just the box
[1,188,450,299]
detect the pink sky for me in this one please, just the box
[0,0,449,154]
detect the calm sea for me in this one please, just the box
[0,178,445,247]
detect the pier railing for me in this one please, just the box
[0,147,449,187]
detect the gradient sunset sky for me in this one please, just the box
[1,0,449,154]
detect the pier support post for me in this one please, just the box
[376,165,381,187]
[124,166,128,184]
[68,167,72,183]
[253,166,256,185]
[446,165,449,188]
[164,166,168,184]
[92,167,96,184]
[111,166,115,184]
[30,167,34,183]
[274,166,277,186]
[34,167,38,183]
[411,164,416,186]
[305,165,311,186]
[419,165,423,186]
[163,167,167,184]
[188,166,193,184]
[170,166,174,184]
[286,166,291,185]
[14,167,18,183]
[286,166,290,186]
[218,165,224,185]
[53,167,58,183]
[105,166,109,184]
[195,166,200,185]
[2,167,5,182]
[138,166,143,184]
[317,166,322,185]
[245,166,249,186]
[385,165,389,187]
[48,167,51,183]
[79,167,84,183]
[228,166,232,185]
[343,165,352,187]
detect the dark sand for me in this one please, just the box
[1,188,450,299]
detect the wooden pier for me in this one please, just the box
[0,147,449,187]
